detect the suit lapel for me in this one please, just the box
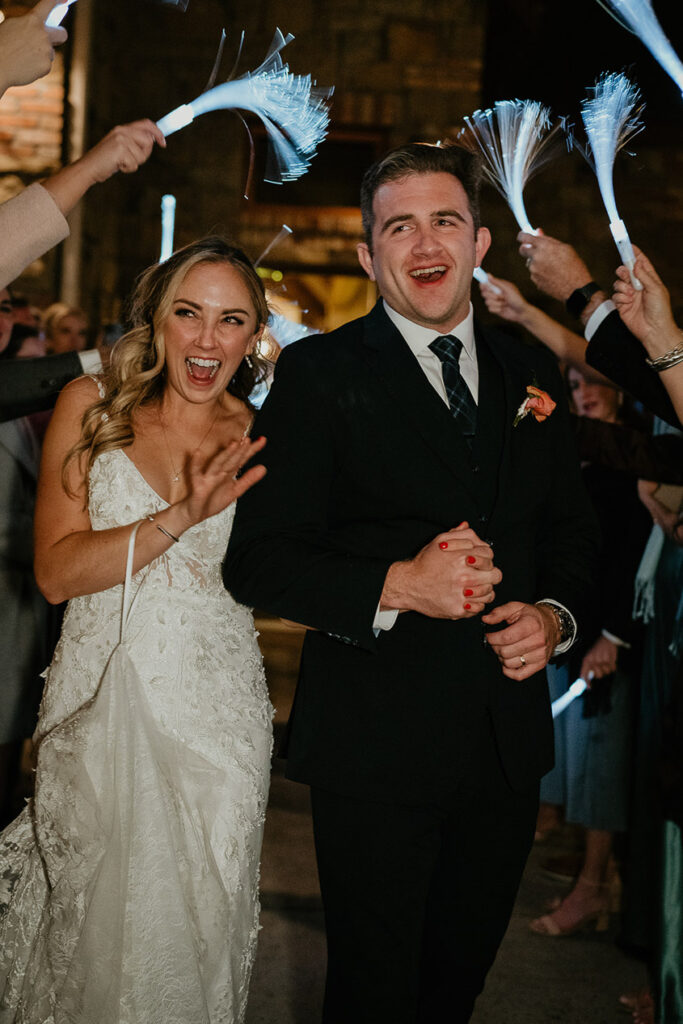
[360,303,479,506]
[478,326,541,532]
[470,329,506,518]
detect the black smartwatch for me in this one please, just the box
[565,281,601,319]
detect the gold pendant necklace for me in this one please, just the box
[159,404,221,484]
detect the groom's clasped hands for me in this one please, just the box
[381,521,560,681]
[381,520,501,620]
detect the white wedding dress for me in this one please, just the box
[0,448,273,1024]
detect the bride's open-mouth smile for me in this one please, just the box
[185,356,221,383]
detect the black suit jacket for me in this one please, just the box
[0,352,82,422]
[586,310,679,427]
[224,303,598,802]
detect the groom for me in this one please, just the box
[224,143,597,1022]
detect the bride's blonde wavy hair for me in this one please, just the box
[64,236,270,496]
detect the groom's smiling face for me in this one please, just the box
[357,171,490,333]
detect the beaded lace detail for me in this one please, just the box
[0,449,273,1023]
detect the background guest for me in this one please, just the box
[42,302,89,355]
[529,368,651,936]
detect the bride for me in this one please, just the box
[0,237,273,1023]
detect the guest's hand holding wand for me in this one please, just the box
[613,247,680,351]
[0,0,67,97]
[42,120,167,216]
[478,273,530,324]
[517,230,600,307]
[613,247,683,426]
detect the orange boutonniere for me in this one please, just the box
[513,384,556,427]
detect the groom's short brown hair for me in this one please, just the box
[360,143,483,250]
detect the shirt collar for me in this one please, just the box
[383,300,476,363]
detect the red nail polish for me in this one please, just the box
[464,603,471,610]
[467,556,476,564]
[464,589,473,597]
[439,542,448,550]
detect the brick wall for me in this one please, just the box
[0,72,64,176]
[3,0,682,330]
[0,37,64,295]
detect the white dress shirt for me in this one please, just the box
[383,300,479,406]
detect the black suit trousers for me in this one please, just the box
[310,713,539,1024]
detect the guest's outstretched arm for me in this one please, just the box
[516,229,679,426]
[42,120,166,217]
[0,119,165,291]
[479,272,610,383]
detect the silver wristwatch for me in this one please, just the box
[537,601,574,644]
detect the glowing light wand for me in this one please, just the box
[159,194,176,262]
[461,101,565,297]
[579,72,644,289]
[45,0,77,27]
[472,267,502,296]
[156,28,332,185]
[595,0,683,98]
[268,311,321,348]
[460,100,566,236]
[551,677,589,719]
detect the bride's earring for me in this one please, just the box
[245,354,254,369]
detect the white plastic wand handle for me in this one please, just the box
[473,266,502,296]
[45,0,77,27]
[610,219,643,291]
[551,677,588,719]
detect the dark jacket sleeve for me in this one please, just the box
[224,342,392,652]
[0,352,82,422]
[586,311,679,427]
[573,415,683,484]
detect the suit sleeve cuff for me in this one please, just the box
[601,628,631,649]
[584,300,616,341]
[373,604,399,634]
[78,349,103,375]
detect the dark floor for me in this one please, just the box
[247,617,649,1024]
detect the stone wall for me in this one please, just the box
[68,0,487,324]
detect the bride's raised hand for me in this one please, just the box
[177,436,267,527]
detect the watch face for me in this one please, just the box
[557,609,572,641]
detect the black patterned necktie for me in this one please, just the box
[429,334,477,441]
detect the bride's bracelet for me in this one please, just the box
[147,514,179,544]
[645,341,683,372]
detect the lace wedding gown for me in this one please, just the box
[0,449,273,1024]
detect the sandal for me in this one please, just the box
[530,874,610,936]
